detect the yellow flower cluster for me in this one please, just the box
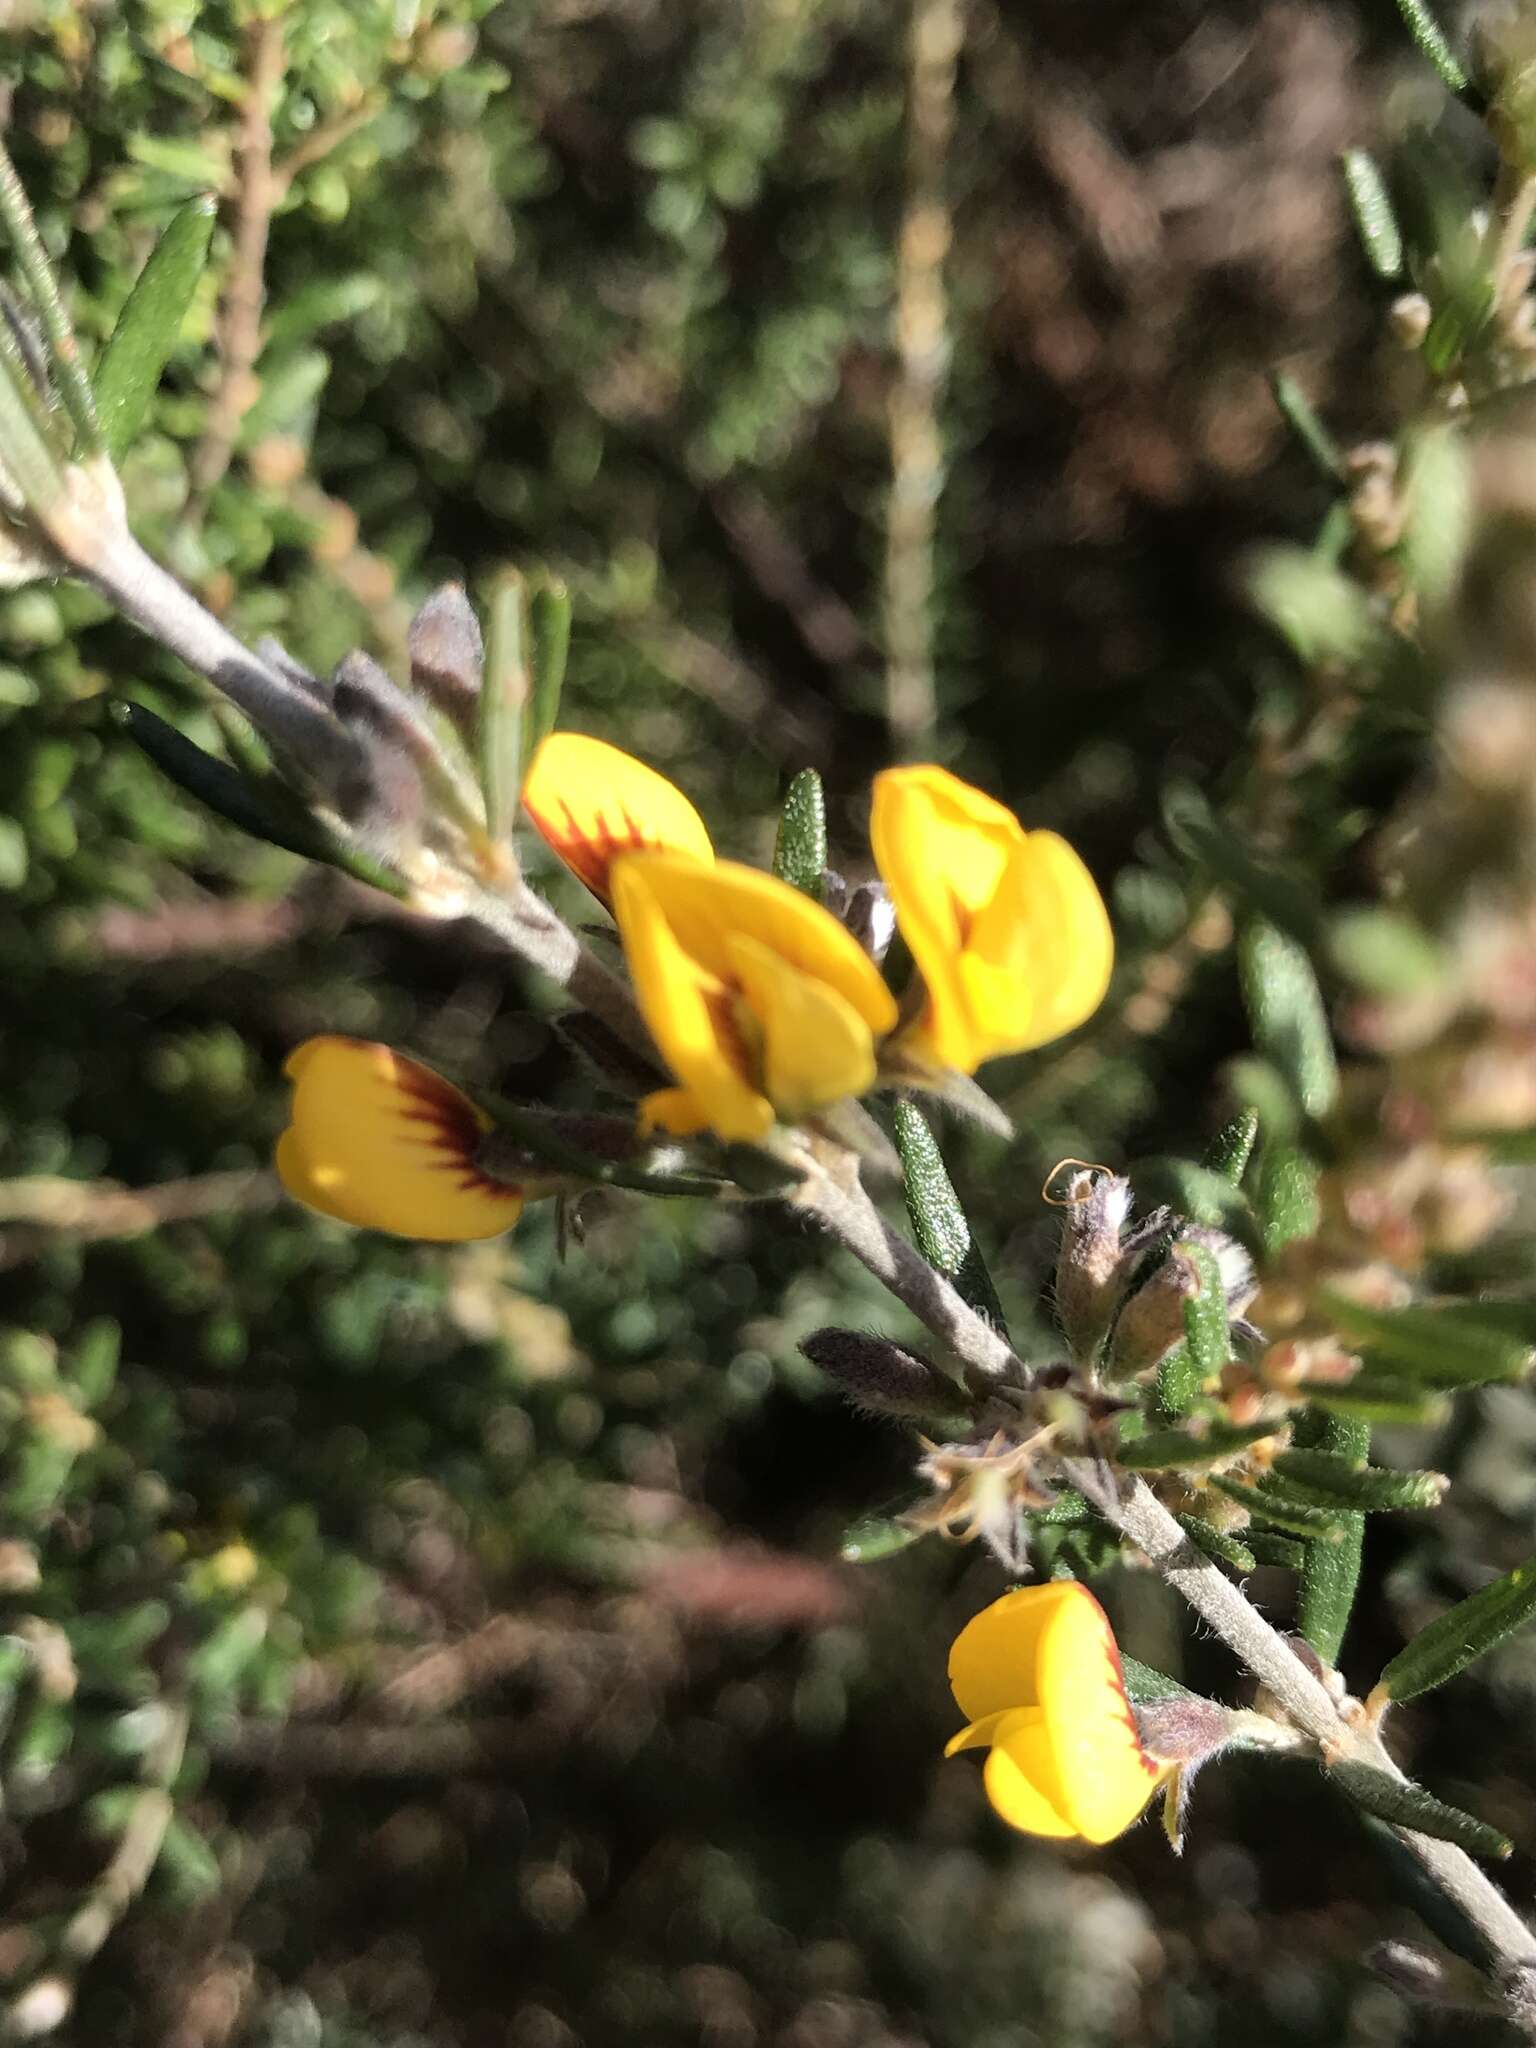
[276,733,1112,1239]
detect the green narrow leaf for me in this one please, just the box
[1378,1556,1536,1703]
[1156,1342,1200,1420]
[1117,1418,1277,1472]
[93,192,216,461]
[1340,151,1403,278]
[1202,1109,1259,1186]
[772,767,828,901]
[119,703,409,900]
[1295,1412,1367,1665]
[1317,1291,1534,1388]
[0,140,102,454]
[891,1097,1007,1333]
[1393,0,1470,94]
[1245,1531,1308,1570]
[1328,908,1445,998]
[1240,918,1339,1117]
[1304,1379,1450,1427]
[119,703,328,859]
[1257,1145,1320,1253]
[840,1513,922,1564]
[1157,1237,1235,1421]
[1274,1446,1446,1513]
[1209,1474,1348,1543]
[1181,1241,1232,1381]
[1247,545,1379,671]
[1121,1657,1200,1705]
[1399,425,1471,608]
[1163,783,1323,945]
[1028,1489,1091,1526]
[526,580,571,757]
[1177,1515,1258,1574]
[1268,370,1345,480]
[1330,1762,1511,1860]
[479,570,527,844]
[68,1317,121,1409]
[0,325,66,508]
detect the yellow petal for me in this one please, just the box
[725,930,878,1119]
[616,854,899,1038]
[1036,1582,1164,1843]
[610,861,775,1143]
[969,833,1114,1053]
[981,1708,1077,1838]
[870,765,1113,1073]
[639,1086,716,1137]
[944,1705,1036,1757]
[947,1583,1075,1722]
[277,1036,525,1242]
[523,732,714,904]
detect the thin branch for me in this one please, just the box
[883,0,961,760]
[270,94,382,198]
[0,1169,280,1270]
[4,1701,190,2039]
[797,1168,1028,1383]
[187,13,285,522]
[76,527,360,782]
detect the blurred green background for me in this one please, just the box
[1,2,1532,2043]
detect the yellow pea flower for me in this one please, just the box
[522,731,714,905]
[945,1582,1167,1843]
[870,765,1113,1075]
[276,1036,528,1241]
[609,852,900,1142]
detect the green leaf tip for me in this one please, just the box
[840,1513,922,1564]
[1240,917,1339,1119]
[526,579,571,759]
[479,570,527,845]
[1330,1762,1511,1861]
[94,193,217,462]
[1377,1556,1536,1703]
[1203,1109,1260,1186]
[891,1096,1007,1333]
[1340,151,1403,279]
[1295,1412,1367,1666]
[772,767,828,901]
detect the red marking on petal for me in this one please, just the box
[1102,1633,1162,1778]
[542,798,660,900]
[387,1063,520,1202]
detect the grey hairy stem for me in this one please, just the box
[799,1170,1027,1385]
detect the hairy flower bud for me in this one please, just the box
[409,581,484,726]
[1052,1166,1134,1366]
[821,870,898,963]
[800,1327,967,1419]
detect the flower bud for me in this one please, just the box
[1388,292,1432,350]
[1106,1248,1199,1378]
[800,1327,967,1419]
[1052,1166,1134,1366]
[409,581,484,727]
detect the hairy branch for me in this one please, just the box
[798,1169,1027,1384]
